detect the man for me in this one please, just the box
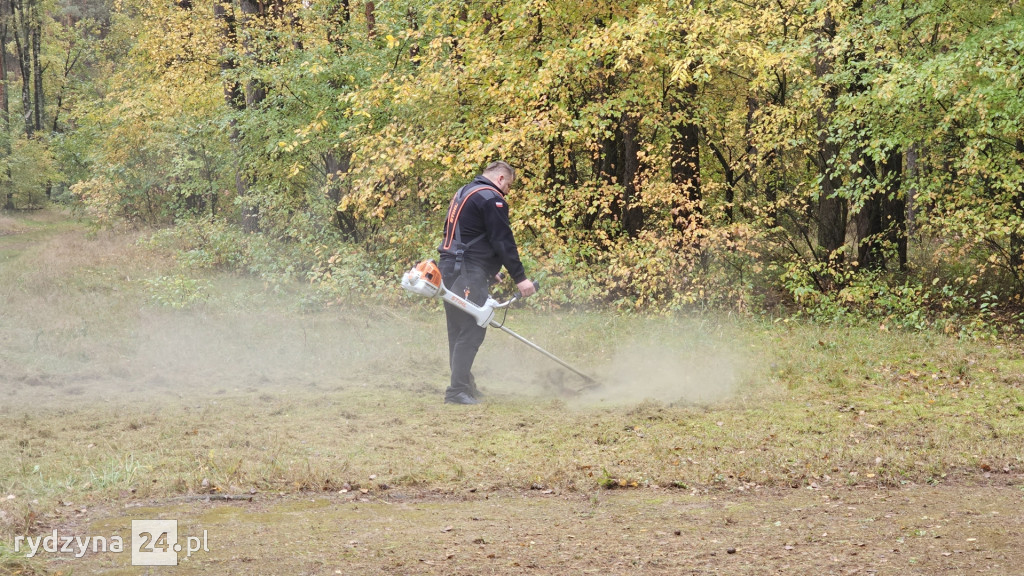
[437,161,536,405]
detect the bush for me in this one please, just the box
[144,274,211,308]
[2,137,60,209]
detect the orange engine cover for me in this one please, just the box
[415,259,443,289]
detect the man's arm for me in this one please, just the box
[480,196,527,284]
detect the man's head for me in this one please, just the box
[482,161,515,195]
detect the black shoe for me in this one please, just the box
[444,392,479,405]
[469,387,484,399]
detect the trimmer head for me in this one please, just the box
[538,369,604,397]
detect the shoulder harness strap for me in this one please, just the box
[441,184,500,252]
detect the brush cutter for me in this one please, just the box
[400,260,600,392]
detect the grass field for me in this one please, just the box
[1,209,1022,575]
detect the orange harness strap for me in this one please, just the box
[441,185,500,252]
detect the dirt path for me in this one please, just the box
[27,483,1021,575]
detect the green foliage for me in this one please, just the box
[86,454,145,490]
[144,274,211,308]
[143,216,310,287]
[1,137,60,209]
[307,216,437,305]
[779,260,1010,339]
[35,0,1024,332]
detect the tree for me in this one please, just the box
[61,0,1024,315]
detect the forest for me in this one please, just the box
[2,3,1024,573]
[3,0,1023,333]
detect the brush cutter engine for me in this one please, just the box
[400,259,444,299]
[400,259,506,327]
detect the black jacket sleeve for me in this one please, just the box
[480,195,527,283]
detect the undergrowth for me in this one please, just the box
[135,215,1024,338]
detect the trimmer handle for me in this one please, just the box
[493,280,540,310]
[519,280,540,298]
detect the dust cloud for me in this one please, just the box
[0,297,449,411]
[1,214,747,410]
[584,340,740,405]
[471,318,746,407]
[3,282,745,411]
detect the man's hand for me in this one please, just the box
[516,278,537,298]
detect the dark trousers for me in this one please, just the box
[439,260,488,399]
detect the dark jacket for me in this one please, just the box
[438,176,527,283]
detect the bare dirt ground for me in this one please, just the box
[28,483,1024,575]
[1,210,1022,575]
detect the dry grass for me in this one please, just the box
[0,214,26,236]
[1,209,1023,549]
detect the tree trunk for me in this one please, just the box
[51,35,84,134]
[0,0,9,138]
[705,138,734,218]
[12,0,32,136]
[543,138,566,230]
[364,1,375,39]
[325,150,357,239]
[1010,138,1024,279]
[905,143,918,236]
[406,7,420,62]
[754,70,785,225]
[598,126,619,186]
[881,149,907,270]
[215,1,255,231]
[669,81,701,237]
[237,0,270,233]
[853,149,906,272]
[30,3,41,134]
[240,17,266,106]
[847,8,885,271]
[620,113,644,238]
[814,10,846,262]
[853,175,882,270]
[240,0,267,108]
[214,2,243,109]
[817,188,847,260]
[1,0,11,210]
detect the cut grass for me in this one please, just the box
[0,540,48,576]
[2,331,1020,505]
[1,209,1022,544]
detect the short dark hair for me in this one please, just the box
[483,161,515,182]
